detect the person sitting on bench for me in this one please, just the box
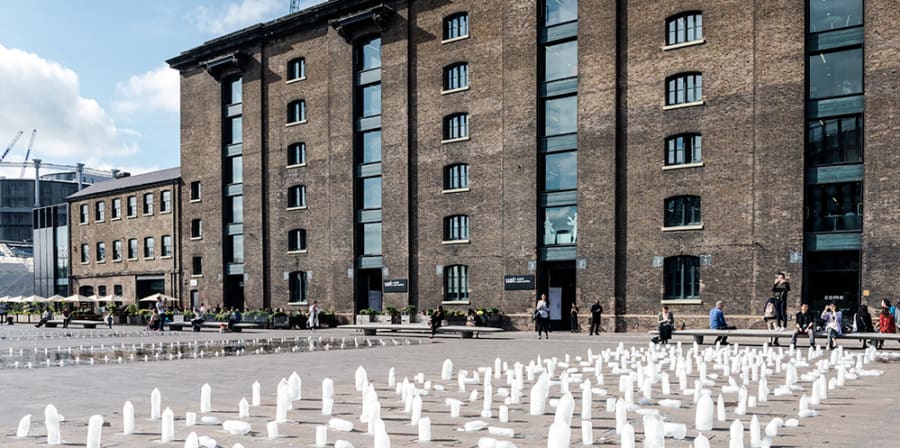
[791,303,816,348]
[34,308,53,328]
[227,308,243,331]
[709,301,735,345]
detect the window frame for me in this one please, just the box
[287,142,307,167]
[192,256,203,277]
[127,238,138,260]
[806,114,863,167]
[663,195,703,229]
[94,201,105,222]
[664,72,704,108]
[664,133,703,167]
[664,11,704,48]
[443,113,470,142]
[663,255,700,300]
[161,235,173,258]
[79,204,89,224]
[190,219,203,239]
[127,196,137,217]
[443,264,470,303]
[442,62,470,93]
[80,243,90,264]
[287,57,306,82]
[111,198,121,220]
[288,271,309,304]
[442,12,470,43]
[143,237,155,259]
[112,239,122,261]
[287,99,307,125]
[443,163,470,192]
[287,185,307,209]
[288,228,307,253]
[96,241,106,263]
[142,193,154,215]
[161,190,172,213]
[443,215,470,243]
[190,181,202,202]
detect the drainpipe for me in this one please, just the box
[33,159,41,207]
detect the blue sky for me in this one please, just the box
[0,0,323,177]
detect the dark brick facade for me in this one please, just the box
[168,1,900,330]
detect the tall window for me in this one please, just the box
[287,57,306,81]
[543,205,577,245]
[112,240,122,261]
[664,256,700,299]
[545,40,578,81]
[808,0,863,33]
[161,235,173,257]
[362,222,382,255]
[443,12,469,40]
[362,177,381,210]
[544,151,577,191]
[544,96,577,136]
[288,99,306,123]
[127,196,137,217]
[96,242,106,262]
[111,198,121,219]
[226,116,242,145]
[80,244,89,263]
[225,155,243,184]
[665,134,703,166]
[360,37,382,70]
[666,12,703,46]
[288,229,307,252]
[227,235,244,263]
[143,193,154,215]
[225,77,242,105]
[191,219,202,239]
[288,142,306,166]
[444,113,469,140]
[807,48,863,100]
[161,190,172,213]
[127,238,138,259]
[805,181,863,232]
[288,185,306,208]
[544,0,577,26]
[143,237,155,258]
[95,201,105,222]
[666,73,703,105]
[807,115,862,166]
[361,84,381,118]
[664,195,702,227]
[190,181,201,201]
[114,285,123,296]
[444,215,470,241]
[361,130,381,164]
[288,271,308,303]
[79,204,88,224]
[226,195,243,224]
[443,62,469,91]
[444,163,470,190]
[444,265,469,302]
[192,256,203,276]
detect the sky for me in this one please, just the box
[0,0,325,178]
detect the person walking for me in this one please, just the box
[535,294,550,340]
[657,305,675,344]
[104,308,114,329]
[307,301,320,331]
[772,272,791,330]
[763,296,780,346]
[876,304,896,349]
[569,302,579,333]
[62,306,72,329]
[589,300,603,335]
[791,303,816,348]
[429,306,445,339]
[709,301,734,345]
[821,301,843,350]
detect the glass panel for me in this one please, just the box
[228,116,242,144]
[144,238,154,258]
[445,14,469,39]
[161,191,171,212]
[227,156,243,184]
[289,58,305,79]
[362,177,382,210]
[446,114,468,139]
[545,0,578,26]
[542,205,577,246]
[807,115,863,166]
[805,182,862,232]
[228,195,243,224]
[227,78,242,105]
[544,96,577,136]
[361,84,381,117]
[128,239,137,258]
[446,164,469,189]
[363,222,382,255]
[545,40,578,82]
[362,131,382,163]
[445,63,468,90]
[808,48,863,99]
[809,0,863,33]
[361,37,381,71]
[665,196,701,227]
[544,151,577,191]
[229,234,244,263]
[289,143,306,165]
[113,241,122,260]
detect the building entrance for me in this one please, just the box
[804,251,860,315]
[544,261,576,332]
[224,275,245,310]
[136,278,165,306]
[356,269,383,312]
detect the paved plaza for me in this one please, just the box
[1,325,899,447]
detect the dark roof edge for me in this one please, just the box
[66,167,181,202]
[167,0,384,70]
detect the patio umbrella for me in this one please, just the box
[62,294,87,303]
[20,295,45,303]
[7,296,23,303]
[46,295,66,303]
[139,293,178,303]
[83,295,102,303]
[97,295,121,302]
[0,296,8,303]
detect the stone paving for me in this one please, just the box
[1,325,899,447]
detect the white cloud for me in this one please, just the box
[0,44,138,172]
[112,65,180,116]
[191,0,283,35]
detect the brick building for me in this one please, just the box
[167,0,899,330]
[68,168,182,304]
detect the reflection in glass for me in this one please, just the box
[544,151,577,191]
[664,256,700,299]
[807,115,862,166]
[363,222,382,255]
[227,195,243,224]
[667,73,702,105]
[666,134,702,165]
[288,100,306,123]
[362,131,381,163]
[362,177,382,210]
[545,40,578,81]
[229,234,244,263]
[543,205,577,245]
[361,84,381,117]
[444,13,469,40]
[808,0,863,33]
[664,196,701,227]
[361,37,381,71]
[444,113,468,140]
[808,48,863,99]
[544,96,577,136]
[227,156,243,185]
[288,143,306,166]
[444,63,468,90]
[444,265,469,301]
[229,117,242,144]
[806,182,862,232]
[545,0,578,26]
[227,78,242,105]
[444,215,469,241]
[289,271,308,303]
[666,13,703,45]
[444,163,469,190]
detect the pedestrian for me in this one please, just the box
[62,306,72,328]
[821,301,843,350]
[876,304,896,349]
[763,296,780,346]
[589,300,603,335]
[0,302,8,324]
[854,304,875,348]
[147,310,160,332]
[307,301,320,331]
[104,308,114,329]
[657,305,675,344]
[709,301,735,345]
[429,306,445,339]
[191,306,204,332]
[791,303,816,348]
[772,272,791,330]
[535,294,550,340]
[227,308,243,331]
[570,302,579,333]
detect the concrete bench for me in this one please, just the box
[651,328,900,346]
[166,321,260,332]
[342,324,504,339]
[44,320,101,329]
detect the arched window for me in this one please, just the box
[664,256,700,299]
[287,57,305,81]
[287,99,306,123]
[443,215,470,241]
[443,12,469,41]
[288,185,307,209]
[443,62,469,91]
[665,12,703,46]
[664,195,702,227]
[79,285,94,296]
[288,229,307,252]
[444,163,470,190]
[288,271,308,303]
[666,73,702,106]
[444,265,469,301]
[287,142,306,166]
[443,113,469,140]
[665,133,702,166]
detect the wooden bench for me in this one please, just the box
[342,324,504,339]
[44,320,101,329]
[166,321,260,332]
[651,328,900,346]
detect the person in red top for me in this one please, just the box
[877,306,897,349]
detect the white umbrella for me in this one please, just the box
[0,296,9,303]
[97,295,121,302]
[139,293,178,303]
[20,295,45,303]
[83,295,102,303]
[62,294,87,303]
[7,296,23,303]
[46,295,66,303]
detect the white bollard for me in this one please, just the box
[185,412,197,426]
[200,383,211,413]
[315,425,328,447]
[252,381,261,406]
[581,420,593,446]
[86,415,103,448]
[418,416,432,442]
[151,388,162,420]
[123,401,135,435]
[44,404,61,446]
[15,414,30,438]
[239,398,250,418]
[161,407,175,443]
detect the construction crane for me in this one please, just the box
[19,129,37,178]
[0,130,23,163]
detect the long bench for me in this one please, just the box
[652,328,900,346]
[342,324,504,339]
[44,320,102,329]
[166,321,261,332]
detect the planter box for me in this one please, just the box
[401,314,411,324]
[356,314,371,324]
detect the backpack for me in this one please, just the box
[763,301,776,319]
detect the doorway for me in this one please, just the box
[356,269,383,312]
[804,250,860,315]
[224,275,245,310]
[544,261,576,331]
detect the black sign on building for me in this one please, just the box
[504,275,535,290]
[383,279,408,293]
